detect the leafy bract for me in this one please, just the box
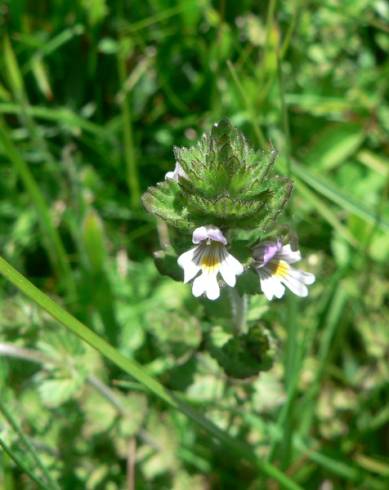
[142,119,292,232]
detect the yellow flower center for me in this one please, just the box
[200,243,222,272]
[269,260,289,278]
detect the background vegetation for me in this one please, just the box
[1,0,389,488]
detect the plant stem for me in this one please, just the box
[228,289,248,334]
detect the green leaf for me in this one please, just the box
[144,120,292,231]
[236,269,261,296]
[142,181,194,230]
[209,325,275,378]
[153,249,184,281]
[38,377,83,408]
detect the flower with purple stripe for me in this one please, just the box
[178,226,243,300]
[253,241,315,300]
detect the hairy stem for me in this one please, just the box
[229,289,248,334]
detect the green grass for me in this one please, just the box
[1,1,389,489]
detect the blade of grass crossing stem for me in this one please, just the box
[0,399,60,490]
[268,296,303,466]
[270,280,348,461]
[0,256,302,490]
[0,122,76,302]
[273,36,300,468]
[278,296,300,464]
[0,437,49,490]
[273,270,347,458]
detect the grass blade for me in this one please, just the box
[226,60,267,147]
[0,399,59,490]
[0,436,49,490]
[0,120,76,301]
[291,161,389,232]
[0,103,108,139]
[294,179,359,247]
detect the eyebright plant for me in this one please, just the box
[142,118,315,303]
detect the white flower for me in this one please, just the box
[165,162,186,182]
[177,226,244,300]
[253,240,315,301]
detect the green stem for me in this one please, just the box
[228,289,248,334]
[270,30,300,468]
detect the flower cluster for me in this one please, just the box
[143,119,315,302]
[175,222,314,301]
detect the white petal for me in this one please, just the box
[288,268,316,286]
[302,271,315,285]
[192,274,207,297]
[273,280,286,299]
[165,170,176,181]
[226,252,244,275]
[165,162,186,181]
[220,260,236,287]
[277,244,301,264]
[205,272,220,300]
[259,269,284,301]
[177,248,200,283]
[219,253,244,287]
[281,272,308,297]
[192,271,220,300]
